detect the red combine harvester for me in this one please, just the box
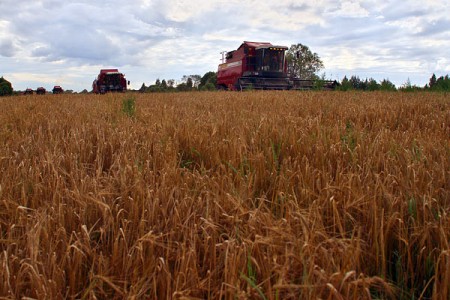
[36,87,46,95]
[92,69,129,94]
[217,41,337,91]
[23,88,33,95]
[52,86,64,94]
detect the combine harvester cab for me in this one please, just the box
[217,41,338,91]
[217,41,291,91]
[92,69,129,94]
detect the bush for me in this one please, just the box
[122,96,136,118]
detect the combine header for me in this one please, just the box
[93,69,129,94]
[217,41,337,91]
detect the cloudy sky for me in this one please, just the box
[1,0,449,91]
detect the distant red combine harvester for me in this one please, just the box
[52,86,64,94]
[92,69,129,94]
[36,87,46,95]
[217,41,337,91]
[23,88,33,95]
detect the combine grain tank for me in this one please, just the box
[92,69,129,94]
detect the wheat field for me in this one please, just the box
[0,91,449,299]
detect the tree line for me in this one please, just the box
[334,74,450,92]
[139,72,217,93]
[138,72,450,93]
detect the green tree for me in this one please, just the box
[338,76,352,91]
[367,78,380,91]
[399,78,421,92]
[380,79,396,91]
[432,75,450,91]
[429,74,437,89]
[198,71,217,90]
[176,82,188,91]
[286,44,324,80]
[0,77,13,96]
[147,83,162,93]
[139,83,147,93]
[338,76,385,91]
[349,76,365,90]
[181,75,201,89]
[186,78,193,89]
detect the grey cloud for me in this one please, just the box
[0,39,17,57]
[52,33,121,63]
[415,19,450,37]
[305,15,394,47]
[31,46,52,58]
[288,3,312,11]
[2,1,179,65]
[380,8,427,21]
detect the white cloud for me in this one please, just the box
[436,58,450,73]
[0,20,10,38]
[159,0,218,22]
[328,0,370,18]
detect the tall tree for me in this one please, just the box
[367,78,380,91]
[139,83,147,93]
[339,76,352,91]
[0,77,13,96]
[432,75,450,91]
[429,74,437,89]
[199,71,217,90]
[182,75,201,88]
[191,75,201,88]
[380,79,396,91]
[186,78,193,89]
[286,44,324,79]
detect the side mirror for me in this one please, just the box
[128,81,130,85]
